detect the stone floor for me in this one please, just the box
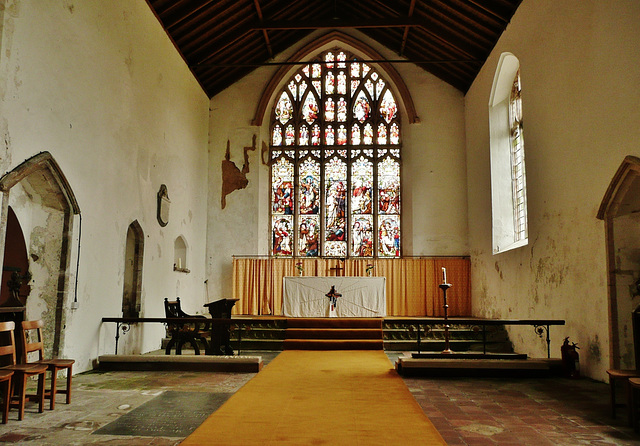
[0,351,638,445]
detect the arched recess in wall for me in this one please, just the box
[0,151,80,358]
[122,221,144,318]
[252,31,419,127]
[597,155,640,370]
[174,236,188,272]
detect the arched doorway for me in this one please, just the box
[122,221,144,318]
[1,206,30,306]
[598,156,640,369]
[0,152,80,358]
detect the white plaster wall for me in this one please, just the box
[0,1,209,371]
[464,0,640,380]
[206,29,468,303]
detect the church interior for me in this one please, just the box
[0,0,639,443]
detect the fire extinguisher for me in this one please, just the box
[561,337,580,378]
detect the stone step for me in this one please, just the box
[286,328,383,340]
[283,339,384,350]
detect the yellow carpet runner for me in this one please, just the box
[182,350,446,445]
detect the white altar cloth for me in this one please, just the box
[282,276,386,317]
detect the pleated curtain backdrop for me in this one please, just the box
[232,257,471,317]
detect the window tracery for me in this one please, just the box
[270,49,401,258]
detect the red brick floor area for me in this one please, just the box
[403,375,639,445]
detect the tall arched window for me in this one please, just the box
[270,48,401,258]
[489,53,528,254]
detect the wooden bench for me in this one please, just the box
[164,298,210,355]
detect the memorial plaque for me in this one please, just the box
[93,391,231,437]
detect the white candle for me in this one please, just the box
[442,267,447,284]
[178,258,182,269]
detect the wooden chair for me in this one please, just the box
[164,297,210,355]
[0,321,47,420]
[21,320,75,410]
[0,370,13,424]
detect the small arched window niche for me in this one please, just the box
[270,48,402,259]
[173,236,189,273]
[489,53,528,254]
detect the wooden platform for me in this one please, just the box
[396,355,563,377]
[98,354,263,372]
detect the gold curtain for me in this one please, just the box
[232,257,471,317]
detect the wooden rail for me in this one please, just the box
[388,318,566,358]
[101,317,262,355]
[102,317,565,358]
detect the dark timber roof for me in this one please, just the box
[146,0,523,98]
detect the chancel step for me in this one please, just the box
[284,318,383,350]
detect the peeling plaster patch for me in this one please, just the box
[494,261,503,280]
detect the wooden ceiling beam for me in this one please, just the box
[255,17,420,30]
[400,0,417,56]
[253,0,273,58]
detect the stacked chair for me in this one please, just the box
[0,320,74,422]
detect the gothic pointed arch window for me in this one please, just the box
[270,49,401,258]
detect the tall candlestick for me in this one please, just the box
[442,267,447,284]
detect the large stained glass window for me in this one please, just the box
[270,49,401,258]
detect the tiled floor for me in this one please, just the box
[0,351,638,445]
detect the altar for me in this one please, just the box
[283,276,386,318]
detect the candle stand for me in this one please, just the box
[440,282,453,354]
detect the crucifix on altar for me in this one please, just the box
[329,259,345,276]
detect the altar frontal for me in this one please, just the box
[283,276,386,317]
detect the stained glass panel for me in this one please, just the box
[288,80,296,99]
[272,215,293,256]
[376,79,385,99]
[325,52,334,68]
[378,157,400,215]
[337,72,347,95]
[325,71,335,94]
[272,125,282,146]
[365,79,374,98]
[275,92,293,124]
[285,124,295,145]
[351,124,361,145]
[311,124,321,145]
[363,123,373,145]
[325,158,347,256]
[299,125,309,145]
[390,123,400,144]
[272,158,294,214]
[302,94,318,124]
[298,215,319,256]
[337,125,347,145]
[299,159,320,214]
[351,63,360,78]
[312,80,321,95]
[352,156,373,212]
[351,80,360,96]
[324,126,334,145]
[378,215,400,257]
[325,98,335,121]
[377,123,387,144]
[352,215,373,257]
[379,90,397,123]
[337,97,347,122]
[353,91,370,123]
